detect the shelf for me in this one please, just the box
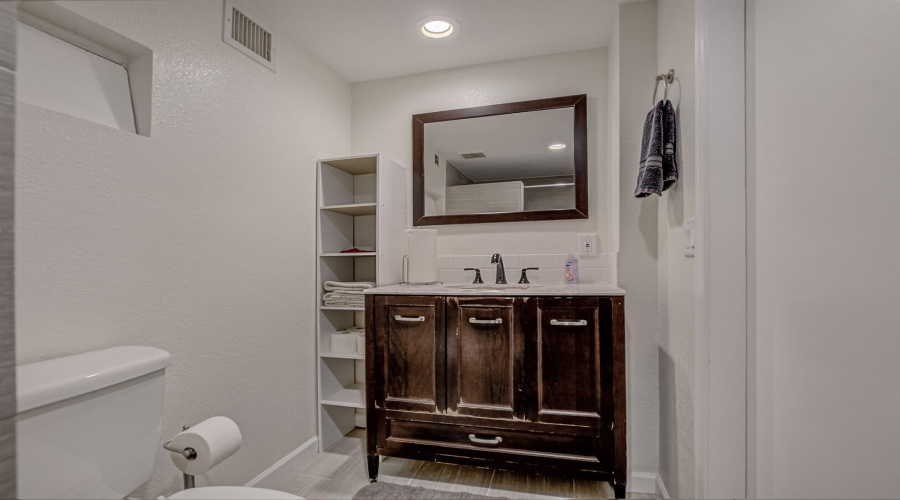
[320,350,364,360]
[321,384,365,408]
[320,155,377,175]
[319,252,376,258]
[320,203,377,216]
[320,305,365,311]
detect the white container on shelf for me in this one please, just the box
[330,332,358,353]
[356,334,365,356]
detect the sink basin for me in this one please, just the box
[443,284,531,292]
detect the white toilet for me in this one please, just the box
[15,346,301,500]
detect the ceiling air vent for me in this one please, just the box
[223,0,276,72]
[460,152,487,159]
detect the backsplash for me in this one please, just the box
[436,253,617,285]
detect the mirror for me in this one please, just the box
[413,95,588,226]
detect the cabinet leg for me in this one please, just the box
[366,456,379,482]
[613,483,626,499]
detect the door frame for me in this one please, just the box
[693,0,748,498]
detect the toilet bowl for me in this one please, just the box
[16,346,302,500]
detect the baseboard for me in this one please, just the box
[656,474,670,499]
[628,472,659,495]
[245,436,318,489]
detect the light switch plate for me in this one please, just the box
[578,233,597,256]
[684,218,696,257]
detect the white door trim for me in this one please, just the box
[693,2,710,495]
[694,1,748,498]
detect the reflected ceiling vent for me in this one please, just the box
[460,152,487,159]
[223,0,276,72]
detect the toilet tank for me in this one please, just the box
[16,346,172,499]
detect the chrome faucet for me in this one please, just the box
[491,254,507,284]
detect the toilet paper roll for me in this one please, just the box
[168,416,242,476]
[406,229,437,283]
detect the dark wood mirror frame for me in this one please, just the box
[412,94,588,226]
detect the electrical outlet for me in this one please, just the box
[578,233,597,256]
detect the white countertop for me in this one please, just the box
[364,282,626,296]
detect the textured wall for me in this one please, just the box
[351,48,611,255]
[655,0,696,497]
[0,2,15,497]
[15,1,350,497]
[617,0,661,479]
[749,1,900,497]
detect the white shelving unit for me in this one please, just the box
[316,154,407,452]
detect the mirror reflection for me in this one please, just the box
[422,107,575,216]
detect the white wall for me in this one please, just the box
[351,48,610,255]
[616,0,661,480]
[15,1,350,497]
[655,0,695,497]
[748,1,900,497]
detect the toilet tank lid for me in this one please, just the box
[17,346,172,413]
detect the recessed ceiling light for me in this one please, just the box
[424,20,451,35]
[417,16,459,39]
[548,143,567,150]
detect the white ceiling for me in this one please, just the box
[249,0,618,82]
[425,107,575,182]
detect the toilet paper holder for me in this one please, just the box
[163,424,197,460]
[163,424,198,489]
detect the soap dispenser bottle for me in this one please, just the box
[564,254,579,283]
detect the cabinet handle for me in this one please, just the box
[394,315,425,322]
[468,318,503,325]
[550,319,587,326]
[468,434,503,446]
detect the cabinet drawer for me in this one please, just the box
[384,418,602,463]
[529,297,608,427]
[447,297,525,420]
[374,295,446,413]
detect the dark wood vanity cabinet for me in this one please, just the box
[365,294,627,498]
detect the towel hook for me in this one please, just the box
[652,69,676,105]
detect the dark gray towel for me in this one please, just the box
[635,100,679,197]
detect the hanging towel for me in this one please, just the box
[634,100,679,197]
[661,100,679,191]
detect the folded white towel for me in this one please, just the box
[324,281,375,292]
[324,292,365,301]
[324,288,366,295]
[324,302,363,308]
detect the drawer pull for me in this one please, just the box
[469,318,503,325]
[468,434,503,446]
[550,319,587,326]
[394,315,425,322]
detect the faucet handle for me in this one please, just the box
[464,268,484,284]
[518,268,539,284]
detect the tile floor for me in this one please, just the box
[274,430,657,499]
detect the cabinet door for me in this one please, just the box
[447,297,525,420]
[527,297,607,427]
[376,295,445,413]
